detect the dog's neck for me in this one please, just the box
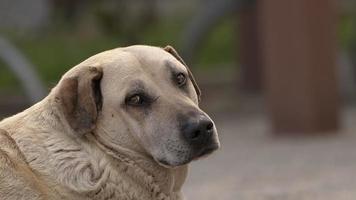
[86,114,189,198]
[89,127,188,198]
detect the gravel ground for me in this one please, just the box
[183,107,356,200]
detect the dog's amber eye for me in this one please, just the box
[176,73,186,86]
[127,94,144,106]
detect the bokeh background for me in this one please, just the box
[1,0,356,199]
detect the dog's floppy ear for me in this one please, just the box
[163,45,201,101]
[55,66,103,136]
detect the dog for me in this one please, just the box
[0,45,220,200]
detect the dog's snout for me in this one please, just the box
[182,116,214,143]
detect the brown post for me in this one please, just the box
[239,3,263,92]
[258,0,339,133]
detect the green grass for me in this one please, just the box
[0,32,122,91]
[141,17,237,68]
[140,18,184,47]
[196,18,237,68]
[2,13,355,91]
[339,15,356,48]
[12,34,122,85]
[0,17,237,90]
[0,59,20,90]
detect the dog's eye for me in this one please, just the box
[126,94,144,106]
[176,73,186,87]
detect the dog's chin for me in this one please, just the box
[192,142,220,161]
[154,157,191,168]
[154,143,220,168]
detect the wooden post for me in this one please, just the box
[258,0,340,133]
[239,3,263,92]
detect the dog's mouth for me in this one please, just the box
[193,143,220,160]
[155,141,220,168]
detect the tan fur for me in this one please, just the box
[0,45,219,200]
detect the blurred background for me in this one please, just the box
[1,0,356,199]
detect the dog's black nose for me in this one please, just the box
[182,116,214,143]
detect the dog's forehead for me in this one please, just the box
[124,45,186,71]
[99,45,187,76]
[65,45,188,88]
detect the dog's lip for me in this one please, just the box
[155,142,220,168]
[194,143,219,160]
[156,158,173,168]
[155,157,190,168]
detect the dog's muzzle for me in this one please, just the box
[180,113,219,158]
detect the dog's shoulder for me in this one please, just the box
[0,129,26,161]
[0,129,53,200]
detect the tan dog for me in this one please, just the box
[0,45,220,200]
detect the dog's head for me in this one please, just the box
[54,45,220,167]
